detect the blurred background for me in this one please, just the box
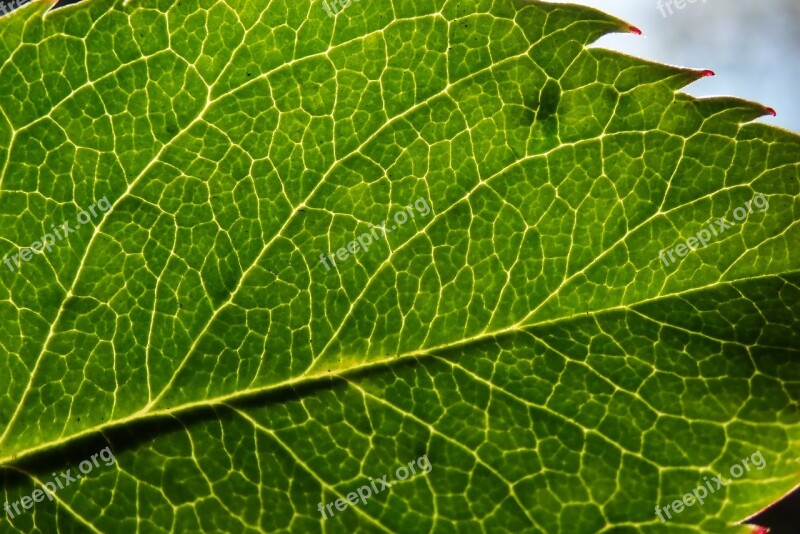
[566,0,800,132]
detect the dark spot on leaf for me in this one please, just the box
[536,79,561,123]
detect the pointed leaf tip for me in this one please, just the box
[629,25,643,35]
[741,484,800,532]
[765,107,777,117]
[700,69,716,77]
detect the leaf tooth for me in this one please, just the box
[527,1,646,46]
[628,25,643,36]
[580,49,719,94]
[690,96,783,124]
[668,67,719,90]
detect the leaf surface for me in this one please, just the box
[0,0,799,532]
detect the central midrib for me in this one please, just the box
[1,270,789,468]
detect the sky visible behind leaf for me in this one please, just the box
[568,0,800,132]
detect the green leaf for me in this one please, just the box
[1,0,798,532]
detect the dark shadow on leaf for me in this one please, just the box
[740,484,800,534]
[0,375,352,492]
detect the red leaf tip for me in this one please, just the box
[753,528,769,534]
[700,69,716,77]
[765,107,777,117]
[628,25,643,36]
